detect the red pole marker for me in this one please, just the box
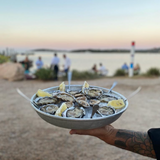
[129,41,135,77]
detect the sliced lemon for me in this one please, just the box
[59,82,65,91]
[36,89,52,97]
[55,103,67,116]
[82,81,89,92]
[108,99,125,109]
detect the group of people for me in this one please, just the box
[92,63,108,76]
[20,53,71,80]
[35,53,71,80]
[121,62,141,74]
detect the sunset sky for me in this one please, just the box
[1,0,160,51]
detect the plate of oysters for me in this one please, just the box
[30,81,128,129]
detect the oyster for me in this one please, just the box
[65,102,74,108]
[34,97,57,105]
[100,96,117,103]
[84,88,103,98]
[98,106,115,116]
[55,92,75,102]
[76,96,87,101]
[52,90,61,96]
[40,104,58,114]
[63,107,85,118]
[102,93,120,99]
[74,93,84,98]
[67,90,81,96]
[76,99,90,107]
[90,99,100,106]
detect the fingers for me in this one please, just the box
[69,125,114,137]
[70,128,102,136]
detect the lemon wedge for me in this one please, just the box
[55,103,67,116]
[59,82,65,91]
[108,99,125,109]
[36,89,52,97]
[82,81,89,92]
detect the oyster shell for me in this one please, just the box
[67,90,81,96]
[90,99,100,106]
[98,106,115,116]
[63,107,85,118]
[76,96,87,101]
[102,93,120,99]
[74,93,84,98]
[34,97,57,105]
[84,88,103,98]
[52,90,61,96]
[55,92,75,102]
[76,99,90,107]
[100,96,117,103]
[40,104,58,114]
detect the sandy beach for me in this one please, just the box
[0,77,160,160]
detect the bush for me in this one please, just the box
[114,69,126,76]
[0,55,10,64]
[62,70,101,80]
[35,68,53,80]
[146,68,160,76]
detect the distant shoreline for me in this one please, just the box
[32,48,160,53]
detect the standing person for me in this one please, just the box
[36,56,43,69]
[51,53,60,80]
[24,56,30,74]
[63,54,71,74]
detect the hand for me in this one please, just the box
[70,125,118,145]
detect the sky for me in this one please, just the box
[0,0,160,51]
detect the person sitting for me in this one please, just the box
[134,63,140,75]
[92,64,98,73]
[121,63,129,74]
[98,63,108,76]
[19,56,35,80]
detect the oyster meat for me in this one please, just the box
[65,102,74,108]
[76,96,87,101]
[98,106,115,116]
[34,97,57,105]
[84,88,103,98]
[40,104,58,114]
[66,108,84,118]
[74,93,84,98]
[76,100,90,107]
[55,92,75,102]
[67,90,81,96]
[90,99,100,106]
[100,96,117,103]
